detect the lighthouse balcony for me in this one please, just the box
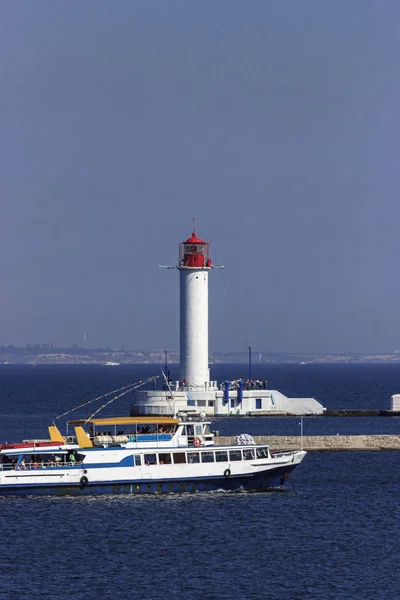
[172,381,218,392]
[178,264,213,270]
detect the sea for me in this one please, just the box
[0,363,400,600]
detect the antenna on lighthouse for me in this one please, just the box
[192,217,196,234]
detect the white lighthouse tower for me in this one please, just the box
[130,226,325,417]
[179,228,213,389]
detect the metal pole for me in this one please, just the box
[300,416,303,451]
[248,346,252,383]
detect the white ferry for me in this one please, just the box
[0,415,305,496]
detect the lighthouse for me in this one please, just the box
[179,228,213,388]
[130,226,324,417]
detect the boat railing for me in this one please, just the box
[270,451,296,459]
[0,461,83,471]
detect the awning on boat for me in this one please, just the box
[1,448,69,455]
[67,416,179,426]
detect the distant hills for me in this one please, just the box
[0,346,400,365]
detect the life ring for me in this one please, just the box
[80,475,88,487]
[224,469,231,478]
[194,437,202,447]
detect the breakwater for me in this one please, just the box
[323,409,400,417]
[214,435,400,451]
[218,410,400,417]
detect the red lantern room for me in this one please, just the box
[179,230,212,269]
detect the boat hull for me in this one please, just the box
[0,464,298,497]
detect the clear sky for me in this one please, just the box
[1,1,400,354]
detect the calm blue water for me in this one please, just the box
[0,364,400,600]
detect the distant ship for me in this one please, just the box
[103,361,120,367]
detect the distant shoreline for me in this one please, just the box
[0,348,400,367]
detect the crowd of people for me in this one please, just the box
[94,425,174,438]
[1,451,79,470]
[243,379,268,390]
[228,379,268,390]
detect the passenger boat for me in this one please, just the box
[0,414,306,496]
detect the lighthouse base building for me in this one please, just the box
[130,228,324,417]
[131,385,324,417]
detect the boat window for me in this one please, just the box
[203,424,211,434]
[229,449,242,462]
[195,425,202,435]
[158,424,173,435]
[208,401,214,407]
[200,451,214,463]
[138,425,157,435]
[255,398,262,410]
[230,399,235,408]
[3,457,15,469]
[256,447,269,459]
[158,453,172,465]
[144,454,157,466]
[187,452,200,464]
[7,452,76,470]
[0,455,17,470]
[172,453,186,464]
[215,451,228,463]
[66,450,83,465]
[53,454,66,465]
[197,400,206,407]
[243,449,255,460]
[135,455,142,466]
[180,426,186,436]
[187,425,194,436]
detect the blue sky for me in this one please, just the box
[1,1,400,353]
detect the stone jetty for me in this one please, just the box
[214,435,400,451]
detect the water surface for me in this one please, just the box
[0,364,399,600]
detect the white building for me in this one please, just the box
[130,228,324,417]
[391,394,400,410]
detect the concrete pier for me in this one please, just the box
[214,435,400,451]
[323,409,400,417]
[219,409,400,417]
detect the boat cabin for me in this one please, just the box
[66,416,214,449]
